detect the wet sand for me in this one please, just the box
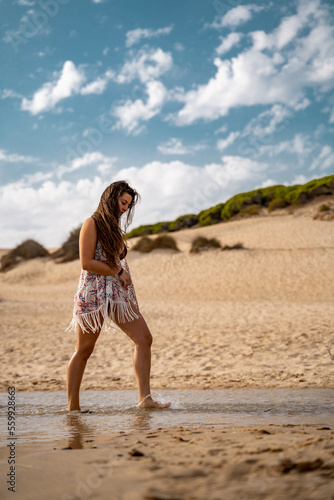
[1,423,334,500]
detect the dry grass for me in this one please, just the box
[190,236,222,253]
[240,204,261,216]
[0,239,49,272]
[132,234,180,253]
[51,226,81,263]
[268,198,288,212]
[221,242,244,251]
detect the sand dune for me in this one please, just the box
[1,196,333,393]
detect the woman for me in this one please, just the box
[66,180,170,411]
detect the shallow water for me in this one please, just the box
[0,388,333,447]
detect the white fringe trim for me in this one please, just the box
[65,299,141,335]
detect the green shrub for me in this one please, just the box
[127,173,334,236]
[152,222,171,234]
[220,189,266,221]
[168,214,199,231]
[261,185,289,203]
[198,204,224,226]
[190,236,221,253]
[127,225,153,238]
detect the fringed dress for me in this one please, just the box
[65,240,140,335]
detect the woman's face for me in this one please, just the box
[118,192,133,217]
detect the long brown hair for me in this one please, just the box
[92,180,140,267]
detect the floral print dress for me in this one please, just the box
[65,240,140,335]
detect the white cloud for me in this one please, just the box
[18,9,51,36]
[1,89,25,100]
[309,145,334,171]
[56,151,118,178]
[21,61,86,115]
[209,4,265,29]
[251,0,319,51]
[214,124,228,135]
[255,133,313,161]
[116,47,173,84]
[80,70,115,95]
[0,148,38,163]
[157,138,206,155]
[330,108,334,124]
[242,104,292,138]
[0,176,107,248]
[172,0,334,126]
[258,178,278,188]
[216,33,243,55]
[112,80,168,134]
[125,25,173,48]
[207,155,268,184]
[1,151,118,193]
[172,51,287,125]
[217,131,240,151]
[292,174,312,185]
[322,102,334,124]
[174,42,184,52]
[19,62,118,114]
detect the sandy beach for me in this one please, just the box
[1,195,334,499]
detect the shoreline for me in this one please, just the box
[1,381,334,393]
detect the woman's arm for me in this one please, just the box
[79,217,121,276]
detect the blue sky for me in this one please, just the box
[1,0,334,248]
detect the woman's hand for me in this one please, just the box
[119,270,131,288]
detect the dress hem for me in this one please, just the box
[65,298,141,335]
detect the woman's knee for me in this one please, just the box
[76,331,98,361]
[77,345,95,361]
[135,329,152,348]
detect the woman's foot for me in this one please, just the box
[67,408,93,413]
[137,394,171,409]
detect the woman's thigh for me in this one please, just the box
[113,306,152,346]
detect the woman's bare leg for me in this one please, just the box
[114,307,170,408]
[66,321,102,411]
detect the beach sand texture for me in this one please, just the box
[1,196,334,499]
[1,423,334,500]
[1,196,333,392]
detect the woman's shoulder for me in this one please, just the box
[84,216,96,226]
[80,218,98,243]
[81,217,97,232]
